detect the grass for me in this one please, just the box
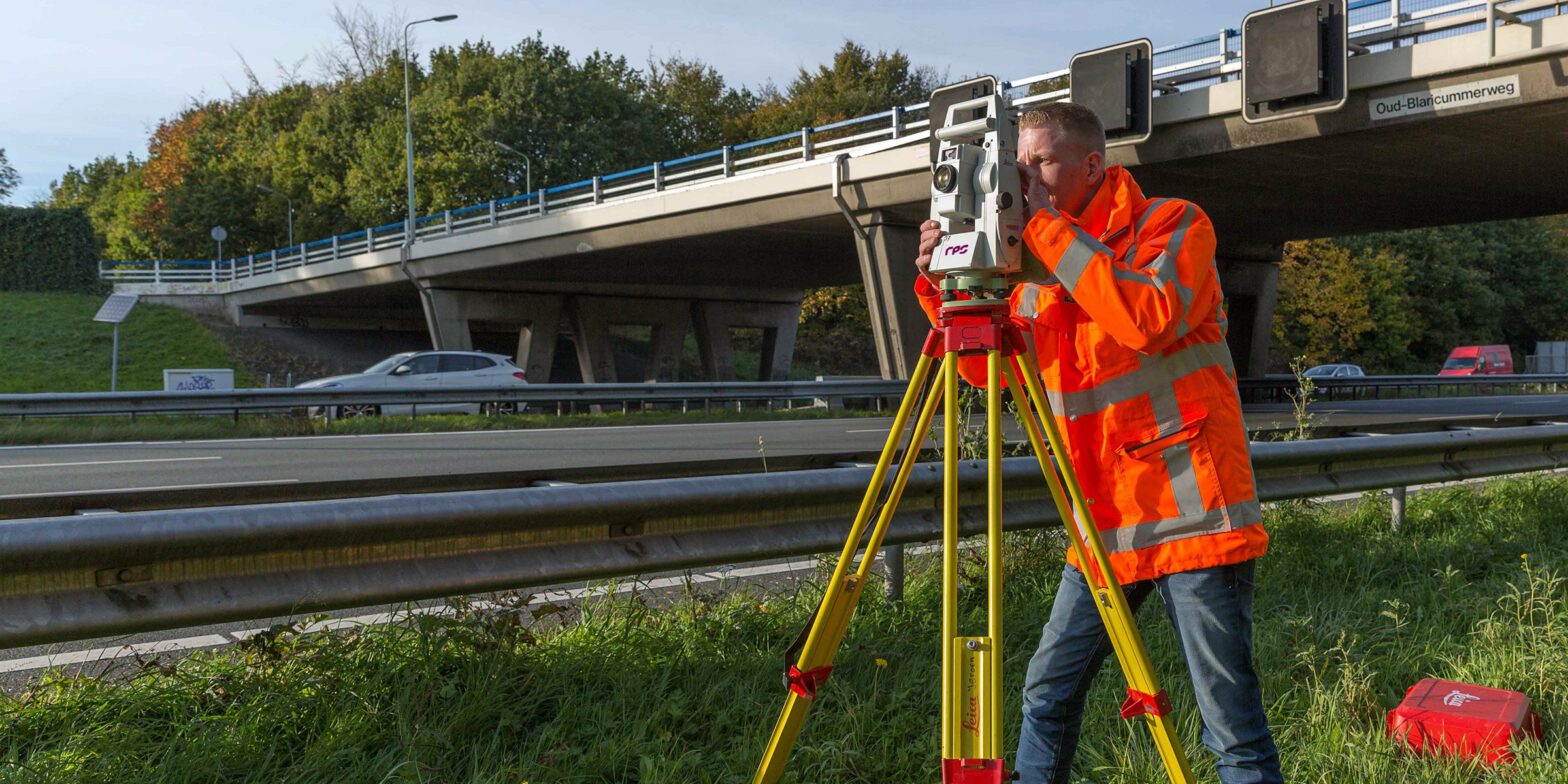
[0,292,259,393]
[2,475,1566,781]
[0,406,891,446]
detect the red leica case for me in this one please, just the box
[1386,678,1542,764]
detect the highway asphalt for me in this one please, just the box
[3,394,1567,517]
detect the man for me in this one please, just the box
[913,102,1283,784]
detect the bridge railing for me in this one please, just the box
[99,0,1563,290]
[1239,373,1568,404]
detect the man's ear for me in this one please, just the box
[1084,149,1105,181]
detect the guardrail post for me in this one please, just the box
[332,236,340,260]
[891,106,905,137]
[800,127,814,160]
[1390,0,1403,46]
[269,249,277,273]
[154,259,162,282]
[593,176,604,203]
[884,543,905,602]
[1391,485,1407,532]
[488,200,497,225]
[653,162,665,191]
[444,210,453,235]
[722,146,734,176]
[537,189,548,215]
[366,229,376,252]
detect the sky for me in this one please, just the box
[0,0,1269,206]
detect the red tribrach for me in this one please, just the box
[1386,678,1542,764]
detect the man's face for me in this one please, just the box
[1016,125,1104,219]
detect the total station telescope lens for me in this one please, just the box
[933,163,958,193]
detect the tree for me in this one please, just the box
[1339,220,1568,366]
[1271,239,1417,372]
[749,41,940,138]
[0,148,19,200]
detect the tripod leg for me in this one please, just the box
[943,351,1010,781]
[941,351,960,752]
[753,349,945,784]
[1005,356,1196,784]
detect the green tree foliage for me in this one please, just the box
[795,285,878,375]
[1338,220,1568,369]
[0,206,101,293]
[47,27,921,263]
[0,148,19,199]
[1271,239,1416,372]
[749,42,940,138]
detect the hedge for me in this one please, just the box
[0,205,101,293]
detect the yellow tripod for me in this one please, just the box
[752,287,1195,783]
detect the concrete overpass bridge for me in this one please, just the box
[107,1,1568,382]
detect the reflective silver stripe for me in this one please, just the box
[1016,283,1043,318]
[1146,251,1177,290]
[1054,228,1112,294]
[1052,340,1234,418]
[1103,499,1262,554]
[1135,198,1172,235]
[1112,267,1161,289]
[1147,382,1182,431]
[1162,442,1205,520]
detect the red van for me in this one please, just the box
[1439,345,1514,376]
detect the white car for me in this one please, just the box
[1303,363,1366,379]
[296,350,529,419]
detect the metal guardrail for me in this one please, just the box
[0,380,907,418]
[1239,373,1568,403]
[7,375,1563,418]
[1,422,1566,648]
[98,0,1566,289]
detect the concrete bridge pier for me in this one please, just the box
[567,296,692,383]
[1216,245,1282,378]
[852,210,929,380]
[693,299,802,381]
[423,289,564,381]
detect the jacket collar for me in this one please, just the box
[1074,165,1143,243]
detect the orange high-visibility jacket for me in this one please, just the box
[915,165,1267,584]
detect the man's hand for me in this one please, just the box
[915,219,944,284]
[1016,162,1055,223]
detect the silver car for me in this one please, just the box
[296,350,529,419]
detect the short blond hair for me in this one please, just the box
[1020,102,1106,158]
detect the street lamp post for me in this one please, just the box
[492,140,532,195]
[403,13,458,246]
[255,184,294,247]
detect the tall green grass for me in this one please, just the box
[2,476,1565,782]
[0,292,256,393]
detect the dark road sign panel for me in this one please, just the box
[1242,0,1348,123]
[1071,39,1153,145]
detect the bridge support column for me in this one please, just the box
[693,299,802,381]
[423,289,565,381]
[567,296,694,383]
[852,211,928,380]
[1217,246,1282,378]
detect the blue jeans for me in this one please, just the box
[1015,560,1282,784]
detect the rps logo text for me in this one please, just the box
[942,244,971,256]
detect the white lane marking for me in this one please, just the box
[0,634,231,674]
[1,456,222,470]
[0,478,298,499]
[0,417,892,452]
